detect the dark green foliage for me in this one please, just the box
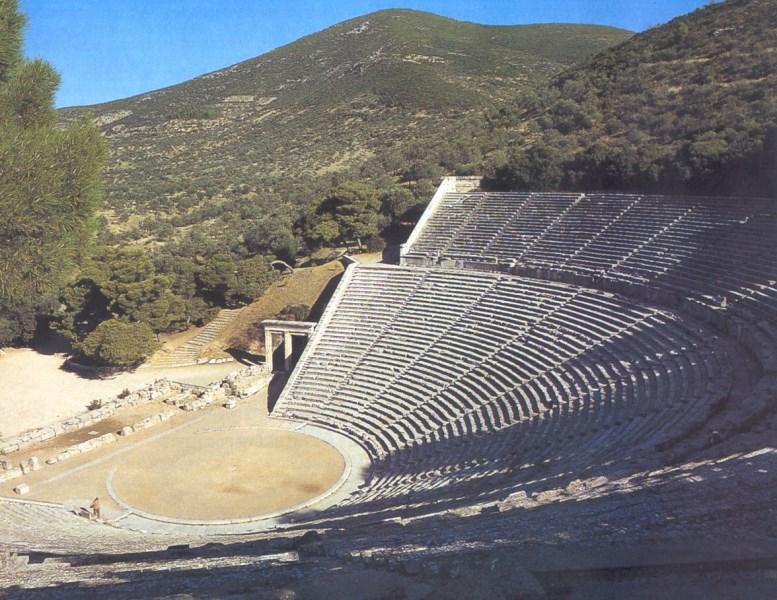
[380,185,417,222]
[0,0,105,345]
[0,302,35,347]
[279,303,311,321]
[242,215,299,264]
[0,0,23,82]
[55,243,279,344]
[52,278,109,343]
[195,254,278,307]
[488,0,777,198]
[75,319,158,367]
[1,59,58,127]
[230,256,279,306]
[364,235,386,253]
[55,247,188,342]
[313,182,382,246]
[368,61,483,110]
[196,254,238,306]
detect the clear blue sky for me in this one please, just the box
[20,0,711,108]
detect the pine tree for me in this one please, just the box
[0,0,106,345]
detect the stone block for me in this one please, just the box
[0,468,22,483]
[94,433,116,447]
[92,407,111,420]
[182,399,206,411]
[505,490,529,504]
[133,417,156,430]
[158,409,177,421]
[565,479,586,494]
[38,428,56,442]
[0,551,29,571]
[480,504,500,515]
[13,483,30,495]
[1,444,19,455]
[57,449,77,461]
[20,457,41,474]
[534,488,564,503]
[75,440,96,453]
[118,426,133,437]
[224,399,237,409]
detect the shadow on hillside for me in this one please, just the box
[308,268,344,322]
[32,330,72,356]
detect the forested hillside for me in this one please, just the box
[486,0,777,197]
[61,10,629,244]
[8,1,776,366]
[34,10,630,365]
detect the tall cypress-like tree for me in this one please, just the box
[0,0,106,345]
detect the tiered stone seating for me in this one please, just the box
[404,193,487,257]
[402,190,777,372]
[5,181,775,571]
[274,264,730,505]
[0,499,166,554]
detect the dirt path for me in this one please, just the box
[0,349,239,439]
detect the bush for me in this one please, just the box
[166,106,219,120]
[76,320,158,368]
[365,235,386,252]
[279,303,311,321]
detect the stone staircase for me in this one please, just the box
[147,308,243,369]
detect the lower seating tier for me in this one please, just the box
[274,265,735,509]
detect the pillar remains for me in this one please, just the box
[261,320,316,374]
[284,331,293,372]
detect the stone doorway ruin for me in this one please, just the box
[262,320,315,373]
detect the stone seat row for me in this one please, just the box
[405,192,777,376]
[275,265,729,507]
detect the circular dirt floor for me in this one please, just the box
[110,423,345,521]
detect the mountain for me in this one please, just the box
[61,9,630,239]
[487,0,777,197]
